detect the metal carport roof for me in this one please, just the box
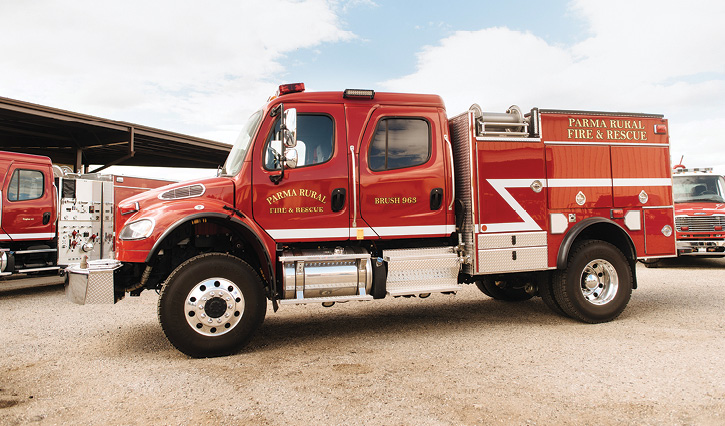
[0,95,231,172]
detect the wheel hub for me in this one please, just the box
[184,278,245,337]
[580,260,618,305]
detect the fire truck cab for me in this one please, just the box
[672,166,725,256]
[0,152,57,276]
[69,84,676,358]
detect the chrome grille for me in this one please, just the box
[159,184,205,200]
[675,215,725,232]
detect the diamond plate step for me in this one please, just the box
[383,246,461,296]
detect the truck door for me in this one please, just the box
[356,106,451,239]
[252,103,350,242]
[1,162,55,242]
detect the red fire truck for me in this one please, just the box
[67,84,675,357]
[672,166,725,257]
[1,150,172,284]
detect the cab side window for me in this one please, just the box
[369,118,430,171]
[7,169,44,201]
[264,114,334,170]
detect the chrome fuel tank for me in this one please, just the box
[280,246,372,299]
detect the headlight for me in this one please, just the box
[119,219,155,240]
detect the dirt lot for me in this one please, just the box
[1,258,724,425]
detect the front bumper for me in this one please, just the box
[65,260,123,304]
[676,240,725,256]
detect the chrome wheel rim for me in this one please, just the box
[580,259,618,305]
[184,278,244,336]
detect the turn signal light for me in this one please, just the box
[119,201,140,216]
[681,226,689,231]
[611,209,624,219]
[715,225,723,231]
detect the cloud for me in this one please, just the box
[0,0,353,142]
[382,0,725,172]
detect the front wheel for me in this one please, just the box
[158,253,267,358]
[552,240,633,323]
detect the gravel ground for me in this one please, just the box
[1,258,724,426]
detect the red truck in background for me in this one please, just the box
[67,84,676,358]
[672,166,725,256]
[0,150,172,284]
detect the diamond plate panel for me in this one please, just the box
[384,247,460,292]
[66,260,120,304]
[478,231,547,249]
[477,247,548,274]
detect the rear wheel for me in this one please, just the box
[158,253,267,358]
[538,273,568,317]
[553,240,632,323]
[475,277,533,301]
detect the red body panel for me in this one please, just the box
[0,151,56,242]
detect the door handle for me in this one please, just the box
[43,212,51,225]
[430,188,443,210]
[331,188,346,212]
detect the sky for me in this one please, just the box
[1,0,724,179]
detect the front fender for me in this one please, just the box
[117,200,277,285]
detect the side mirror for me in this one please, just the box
[282,108,297,148]
[284,148,298,169]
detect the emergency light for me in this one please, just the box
[278,83,305,96]
[343,89,375,99]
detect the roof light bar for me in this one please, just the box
[343,89,375,99]
[278,83,305,96]
[673,167,714,174]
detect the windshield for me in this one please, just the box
[221,109,263,176]
[673,175,725,203]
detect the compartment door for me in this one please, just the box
[1,162,55,242]
[643,207,676,256]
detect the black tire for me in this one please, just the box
[538,273,569,317]
[474,279,493,297]
[158,253,267,358]
[475,277,533,301]
[553,240,633,323]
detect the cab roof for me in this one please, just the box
[272,90,446,110]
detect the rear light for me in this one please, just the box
[654,124,667,134]
[278,83,305,96]
[343,89,375,99]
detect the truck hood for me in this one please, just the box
[117,176,236,227]
[675,202,725,216]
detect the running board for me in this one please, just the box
[387,285,462,297]
[15,248,58,255]
[279,294,374,305]
[16,266,61,273]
